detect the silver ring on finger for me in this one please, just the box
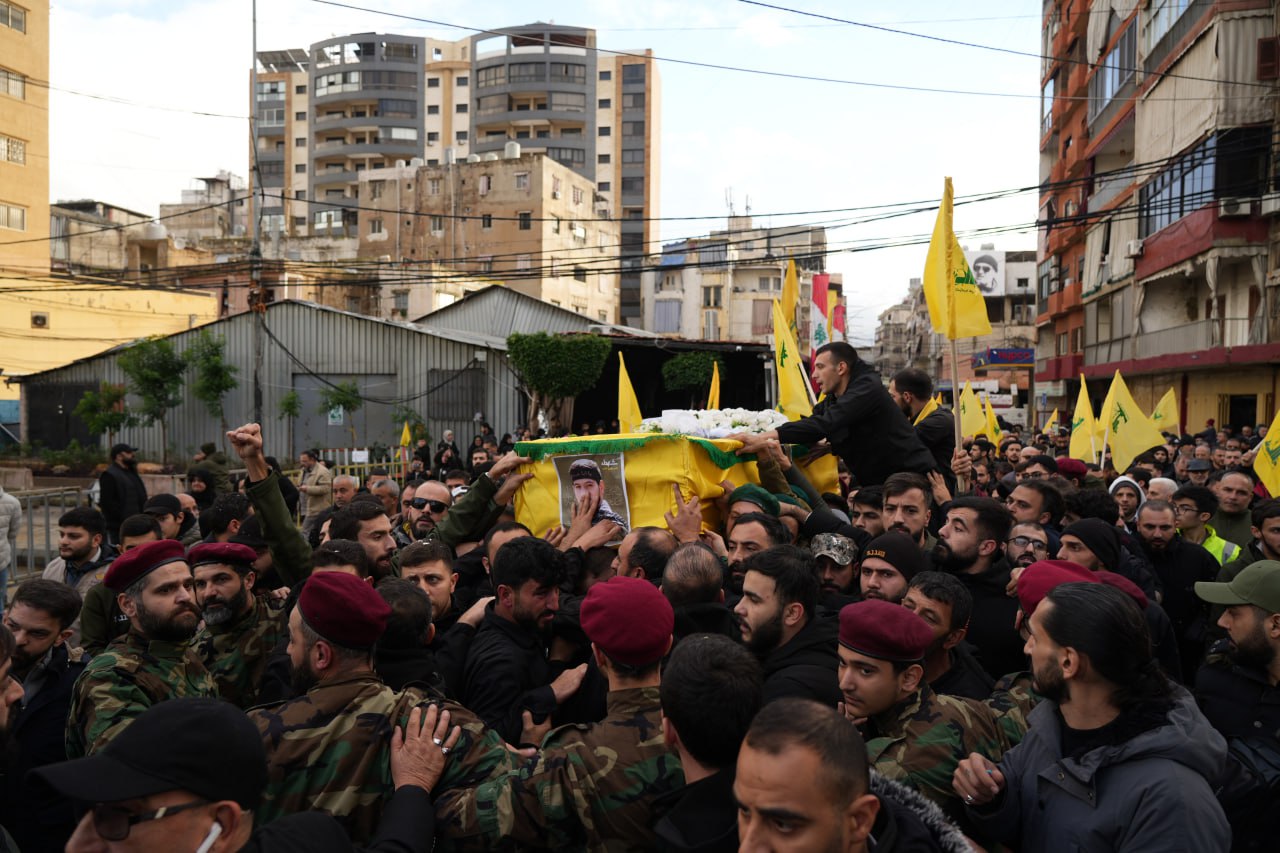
[432,737,443,746]
[440,745,452,755]
[964,795,975,805]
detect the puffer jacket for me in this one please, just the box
[970,687,1230,851]
[870,771,971,853]
[0,485,19,570]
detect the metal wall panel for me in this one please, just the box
[417,287,595,339]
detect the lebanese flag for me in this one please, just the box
[809,273,830,360]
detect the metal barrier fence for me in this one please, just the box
[11,486,89,582]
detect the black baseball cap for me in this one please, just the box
[109,443,138,457]
[142,494,182,517]
[32,698,266,809]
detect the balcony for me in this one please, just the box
[1084,316,1275,374]
[1144,0,1213,75]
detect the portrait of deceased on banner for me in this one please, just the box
[553,453,631,535]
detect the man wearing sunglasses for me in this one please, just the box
[65,539,218,759]
[407,483,453,541]
[35,696,457,853]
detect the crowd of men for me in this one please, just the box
[0,340,1277,852]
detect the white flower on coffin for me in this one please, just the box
[639,408,788,438]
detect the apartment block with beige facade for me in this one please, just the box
[0,0,49,274]
[356,152,620,323]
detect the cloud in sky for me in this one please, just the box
[47,0,1040,339]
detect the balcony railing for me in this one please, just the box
[1143,0,1212,75]
[1087,317,1268,365]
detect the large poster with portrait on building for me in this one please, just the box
[964,249,1006,297]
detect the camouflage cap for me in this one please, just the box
[811,532,858,567]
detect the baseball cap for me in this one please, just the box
[1187,458,1213,472]
[32,698,267,809]
[109,442,138,457]
[142,493,182,517]
[1195,561,1280,613]
[811,532,858,566]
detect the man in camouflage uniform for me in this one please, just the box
[249,569,516,845]
[437,576,684,851]
[836,599,1007,830]
[66,538,218,758]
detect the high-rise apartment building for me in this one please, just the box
[252,23,659,323]
[0,0,49,273]
[1035,0,1279,430]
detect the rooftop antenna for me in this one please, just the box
[725,187,735,217]
[745,195,752,217]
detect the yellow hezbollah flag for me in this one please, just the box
[1069,377,1099,462]
[399,421,412,447]
[958,382,985,438]
[1099,371,1165,472]
[772,298,812,421]
[618,353,643,433]
[1150,388,1179,436]
[922,177,992,340]
[1044,408,1060,435]
[1254,408,1280,498]
[913,395,940,426]
[982,395,1003,445]
[781,259,800,340]
[707,361,721,410]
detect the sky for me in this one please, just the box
[48,0,1042,345]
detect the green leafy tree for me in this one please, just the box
[72,383,135,447]
[507,333,612,435]
[318,381,363,446]
[661,352,724,408]
[118,336,188,463]
[277,390,302,459]
[186,330,240,440]
[391,403,429,446]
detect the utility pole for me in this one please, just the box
[250,0,265,424]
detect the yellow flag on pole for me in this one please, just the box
[1099,371,1165,472]
[982,395,1003,445]
[913,395,940,426]
[399,421,412,447]
[707,361,721,410]
[1150,388,1179,436]
[1044,408,1060,435]
[922,178,992,340]
[1253,408,1280,498]
[618,353,643,433]
[772,298,813,421]
[957,382,985,438]
[1069,377,1099,462]
[780,259,800,340]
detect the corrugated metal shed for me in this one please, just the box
[415,286,597,339]
[17,301,529,459]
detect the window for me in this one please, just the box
[515,211,531,230]
[1143,0,1195,58]
[551,215,561,233]
[428,178,441,195]
[550,92,586,112]
[598,181,611,192]
[295,164,307,173]
[1088,25,1136,122]
[427,131,439,143]
[547,147,585,167]
[293,216,307,227]
[1138,128,1269,237]
[598,98,611,109]
[598,153,611,164]
[1040,75,1055,135]
[516,254,532,271]
[551,63,586,83]
[393,290,409,313]
[481,213,493,229]
[572,186,584,205]
[598,126,611,137]
[622,64,646,84]
[427,77,440,88]
[508,63,547,84]
[455,130,468,142]
[259,108,285,126]
[295,190,306,200]
[654,300,680,333]
[0,201,26,231]
[368,180,384,199]
[427,104,439,115]
[621,176,644,195]
[1,2,26,33]
[552,176,562,196]
[295,111,306,120]
[757,275,781,291]
[622,92,645,109]
[295,84,307,94]
[515,172,530,190]
[384,42,418,61]
[622,121,644,138]
[0,133,25,165]
[479,256,494,273]
[574,266,587,282]
[430,215,445,233]
[255,80,284,100]
[295,137,306,147]
[621,149,645,164]
[752,300,773,334]
[477,66,506,88]
[599,69,612,81]
[386,126,417,140]
[456,75,469,87]
[379,98,417,118]
[702,285,723,308]
[370,218,384,234]
[456,103,468,113]
[478,174,491,195]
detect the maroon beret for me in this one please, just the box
[298,571,390,650]
[1095,570,1148,610]
[1016,559,1099,616]
[187,542,258,573]
[1055,457,1088,480]
[838,599,933,663]
[104,539,188,592]
[580,576,674,666]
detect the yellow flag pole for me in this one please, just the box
[951,338,967,493]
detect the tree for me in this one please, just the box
[277,390,302,459]
[507,333,612,435]
[72,383,135,448]
[117,336,187,463]
[317,381,363,447]
[661,352,723,408]
[186,330,240,440]
[391,403,429,445]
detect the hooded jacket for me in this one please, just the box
[870,771,971,853]
[970,688,1230,852]
[1108,475,1147,528]
[760,614,840,706]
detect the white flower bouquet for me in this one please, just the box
[639,408,789,438]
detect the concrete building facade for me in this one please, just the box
[356,152,620,322]
[0,0,49,274]
[158,172,250,244]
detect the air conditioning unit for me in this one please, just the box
[1260,192,1280,216]
[1218,197,1253,218]
[1125,239,1144,258]
[552,190,561,199]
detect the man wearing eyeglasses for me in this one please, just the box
[1005,523,1051,570]
[35,697,456,853]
